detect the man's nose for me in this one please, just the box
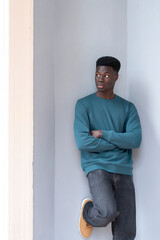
[99,75,104,81]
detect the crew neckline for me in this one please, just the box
[93,93,118,101]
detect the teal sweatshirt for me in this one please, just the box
[74,93,142,176]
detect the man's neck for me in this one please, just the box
[95,91,116,99]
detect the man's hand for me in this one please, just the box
[90,130,102,138]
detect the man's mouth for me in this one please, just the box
[97,85,104,88]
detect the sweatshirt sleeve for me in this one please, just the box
[101,103,142,149]
[74,100,116,152]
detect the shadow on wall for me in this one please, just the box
[131,78,160,238]
[131,77,160,170]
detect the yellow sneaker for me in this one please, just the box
[79,198,93,239]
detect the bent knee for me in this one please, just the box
[100,207,117,226]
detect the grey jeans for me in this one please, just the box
[83,169,136,240]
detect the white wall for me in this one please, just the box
[9,0,33,239]
[54,1,127,240]
[34,0,55,239]
[34,1,160,240]
[0,0,9,239]
[127,0,160,239]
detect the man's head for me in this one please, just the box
[95,56,121,92]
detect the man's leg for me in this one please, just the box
[83,169,118,227]
[111,174,136,240]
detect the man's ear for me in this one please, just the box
[115,73,119,81]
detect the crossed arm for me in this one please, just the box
[74,101,116,152]
[74,101,142,152]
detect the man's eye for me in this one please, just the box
[96,74,100,77]
[104,75,109,78]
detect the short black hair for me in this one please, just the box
[96,56,121,73]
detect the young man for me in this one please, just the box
[74,56,142,240]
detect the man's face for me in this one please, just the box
[95,66,118,92]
